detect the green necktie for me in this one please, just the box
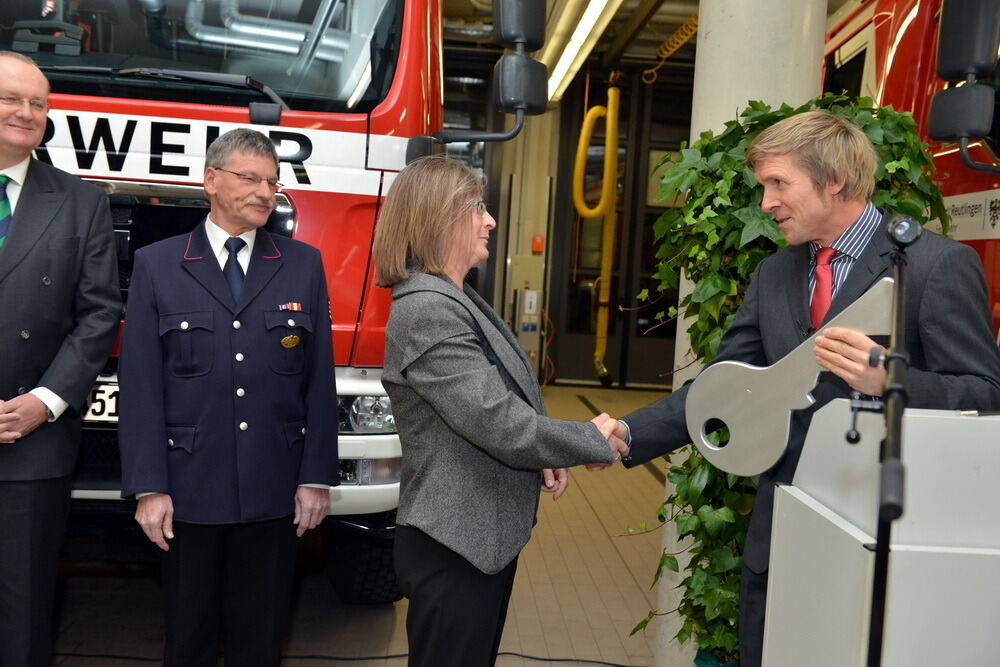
[0,175,11,250]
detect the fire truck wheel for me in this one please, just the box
[323,526,402,605]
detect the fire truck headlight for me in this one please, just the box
[345,395,396,433]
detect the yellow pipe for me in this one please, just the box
[572,85,619,386]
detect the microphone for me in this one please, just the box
[885,214,922,248]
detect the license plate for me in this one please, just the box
[84,381,119,423]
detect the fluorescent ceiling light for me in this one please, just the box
[545,0,624,103]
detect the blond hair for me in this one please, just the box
[374,156,484,287]
[746,110,876,201]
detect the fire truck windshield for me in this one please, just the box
[0,0,403,114]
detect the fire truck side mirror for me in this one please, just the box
[929,84,995,142]
[411,0,548,153]
[930,0,1000,175]
[929,84,1000,175]
[493,0,545,52]
[936,0,1000,81]
[493,52,547,116]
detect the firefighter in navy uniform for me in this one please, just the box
[118,128,338,667]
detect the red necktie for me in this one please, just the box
[810,247,837,330]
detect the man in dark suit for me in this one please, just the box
[117,128,339,666]
[0,52,120,667]
[610,111,1000,666]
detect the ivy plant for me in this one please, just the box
[631,93,948,664]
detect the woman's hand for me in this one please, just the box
[540,468,569,500]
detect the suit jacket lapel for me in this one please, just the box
[237,228,282,314]
[461,284,544,412]
[181,222,237,312]
[783,245,812,334]
[0,159,65,286]
[401,275,542,413]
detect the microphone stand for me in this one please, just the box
[863,215,920,667]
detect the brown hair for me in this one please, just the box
[374,156,484,287]
[746,110,877,201]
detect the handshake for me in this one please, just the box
[588,413,629,471]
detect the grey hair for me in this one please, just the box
[205,128,278,171]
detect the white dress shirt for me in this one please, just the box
[203,215,256,273]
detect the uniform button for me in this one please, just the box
[20,330,30,340]
[17,386,27,394]
[233,320,241,329]
[167,438,175,447]
[41,276,52,286]
[239,422,248,431]
[301,427,306,435]
[236,388,245,397]
[287,318,295,327]
[180,321,190,330]
[235,353,244,362]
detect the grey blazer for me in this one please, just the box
[383,272,613,574]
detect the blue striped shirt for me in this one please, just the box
[808,201,881,306]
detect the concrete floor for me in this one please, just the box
[51,385,674,666]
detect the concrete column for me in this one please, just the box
[657,1,825,666]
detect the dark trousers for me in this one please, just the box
[0,475,73,667]
[394,525,517,667]
[739,564,768,667]
[160,516,297,667]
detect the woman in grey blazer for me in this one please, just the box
[374,156,626,667]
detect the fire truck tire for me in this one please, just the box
[324,531,402,605]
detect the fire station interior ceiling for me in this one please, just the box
[441,0,854,98]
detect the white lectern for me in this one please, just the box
[762,399,1000,666]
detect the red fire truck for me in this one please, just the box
[0,0,543,603]
[825,0,1000,337]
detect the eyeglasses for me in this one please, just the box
[467,200,487,215]
[214,167,282,190]
[0,95,47,113]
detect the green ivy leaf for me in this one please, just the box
[630,610,657,636]
[895,199,925,218]
[691,274,732,303]
[734,206,781,247]
[864,123,884,144]
[675,513,701,536]
[696,506,729,535]
[707,547,742,574]
[689,462,711,497]
[664,554,680,573]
